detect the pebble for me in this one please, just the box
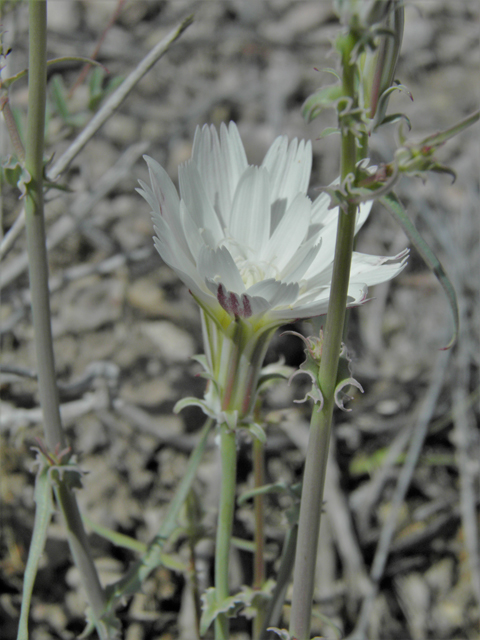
[140,321,196,363]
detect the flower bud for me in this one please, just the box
[358,0,404,127]
[334,0,394,28]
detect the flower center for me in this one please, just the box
[235,257,280,288]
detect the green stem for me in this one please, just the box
[108,418,214,601]
[262,524,298,636]
[25,2,108,634]
[252,435,266,640]
[289,32,359,640]
[214,424,237,639]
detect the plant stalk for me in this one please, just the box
[25,1,108,634]
[252,435,266,639]
[214,424,237,639]
[289,31,359,640]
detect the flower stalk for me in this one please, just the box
[252,433,266,639]
[141,111,408,638]
[289,31,362,640]
[214,424,237,639]
[24,2,109,636]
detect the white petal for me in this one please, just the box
[280,138,312,201]
[222,121,249,185]
[310,190,332,225]
[262,137,312,205]
[281,241,322,284]
[261,136,289,202]
[152,209,194,270]
[262,193,311,267]
[179,160,224,246]
[346,282,369,306]
[179,200,205,260]
[198,245,245,293]
[270,294,330,320]
[142,157,192,259]
[229,166,271,252]
[247,279,299,308]
[349,249,409,286]
[355,201,372,232]
[192,125,231,227]
[153,233,200,294]
[144,156,180,217]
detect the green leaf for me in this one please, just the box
[420,108,479,148]
[83,516,147,554]
[49,75,85,127]
[318,126,340,139]
[380,191,459,349]
[378,112,411,129]
[302,84,344,123]
[17,462,55,640]
[88,66,106,111]
[199,588,244,635]
[105,419,213,605]
[1,56,106,90]
[247,421,266,443]
[238,481,291,506]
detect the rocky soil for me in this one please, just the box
[1,1,479,639]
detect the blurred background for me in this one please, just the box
[1,1,479,638]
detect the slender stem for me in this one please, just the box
[25,2,108,633]
[262,524,298,636]
[252,435,266,640]
[25,0,64,452]
[108,418,214,600]
[214,424,237,639]
[289,32,359,640]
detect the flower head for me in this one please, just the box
[138,121,407,335]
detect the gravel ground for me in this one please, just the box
[1,1,479,639]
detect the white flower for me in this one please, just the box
[138,121,407,333]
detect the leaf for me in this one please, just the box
[1,57,106,90]
[378,112,411,130]
[312,609,343,639]
[17,463,54,640]
[247,421,266,443]
[317,126,340,139]
[199,588,244,635]
[105,419,213,604]
[49,75,85,127]
[302,84,344,123]
[238,481,291,506]
[83,516,147,554]
[380,192,459,349]
[420,108,479,148]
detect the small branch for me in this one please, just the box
[47,14,193,181]
[0,15,192,258]
[24,2,109,634]
[0,140,148,271]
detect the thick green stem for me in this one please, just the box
[25,2,108,634]
[214,425,237,639]
[289,32,359,640]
